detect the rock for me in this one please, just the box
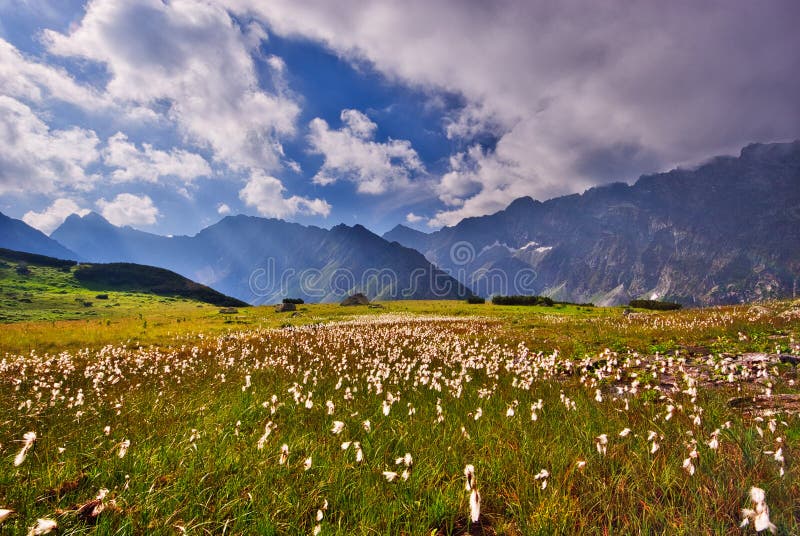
[779,354,800,365]
[219,307,239,315]
[274,302,296,312]
[340,293,370,306]
[728,394,800,415]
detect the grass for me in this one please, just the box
[1,293,799,534]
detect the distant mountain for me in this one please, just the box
[383,141,800,306]
[0,212,77,259]
[52,213,472,304]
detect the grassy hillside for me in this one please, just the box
[1,295,799,534]
[0,248,246,325]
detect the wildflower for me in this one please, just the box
[331,421,345,434]
[354,442,363,463]
[382,471,398,482]
[534,468,549,489]
[316,509,324,521]
[474,407,483,420]
[469,488,481,523]
[464,464,476,491]
[118,439,130,458]
[279,444,289,465]
[362,420,371,432]
[595,389,603,403]
[257,422,273,450]
[619,428,631,437]
[103,425,111,435]
[382,400,391,416]
[682,457,695,476]
[326,400,335,415]
[575,460,587,469]
[341,441,351,450]
[505,405,515,417]
[304,457,312,471]
[740,487,777,534]
[27,518,57,535]
[595,434,608,455]
[14,431,36,466]
[0,509,13,524]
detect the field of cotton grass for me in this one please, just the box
[2,301,800,534]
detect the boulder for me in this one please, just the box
[340,293,370,306]
[274,302,296,312]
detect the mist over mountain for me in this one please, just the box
[0,212,78,260]
[52,214,472,304]
[384,141,800,306]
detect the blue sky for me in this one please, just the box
[1,0,798,237]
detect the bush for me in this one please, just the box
[15,262,30,275]
[629,299,682,311]
[95,294,109,300]
[466,296,486,304]
[282,298,305,304]
[492,295,554,306]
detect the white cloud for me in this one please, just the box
[22,198,90,234]
[405,212,424,224]
[0,95,101,194]
[217,203,231,215]
[43,0,300,172]
[239,170,331,219]
[308,109,424,194]
[0,38,109,110]
[103,132,211,184]
[96,193,160,227]
[230,0,800,224]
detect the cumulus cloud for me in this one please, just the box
[217,203,231,215]
[96,193,160,227]
[239,170,331,218]
[0,95,101,194]
[43,0,300,172]
[231,0,800,225]
[103,132,211,184]
[405,212,424,224]
[0,38,109,110]
[23,198,90,234]
[308,109,424,194]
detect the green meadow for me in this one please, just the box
[1,258,799,534]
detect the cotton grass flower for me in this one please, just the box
[469,488,481,523]
[27,518,57,535]
[595,434,608,455]
[279,444,289,465]
[382,471,398,482]
[0,509,13,524]
[464,464,476,491]
[118,439,130,458]
[619,428,631,437]
[331,421,345,434]
[740,486,777,534]
[304,456,312,471]
[14,431,36,466]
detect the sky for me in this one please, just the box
[0,0,798,237]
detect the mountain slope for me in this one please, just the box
[0,247,246,323]
[384,141,800,306]
[0,212,77,259]
[52,214,472,304]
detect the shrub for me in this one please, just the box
[466,296,486,304]
[15,262,30,275]
[95,294,109,300]
[629,299,682,311]
[491,295,554,306]
[282,298,305,304]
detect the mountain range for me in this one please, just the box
[2,141,798,306]
[384,141,800,305]
[47,214,472,304]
